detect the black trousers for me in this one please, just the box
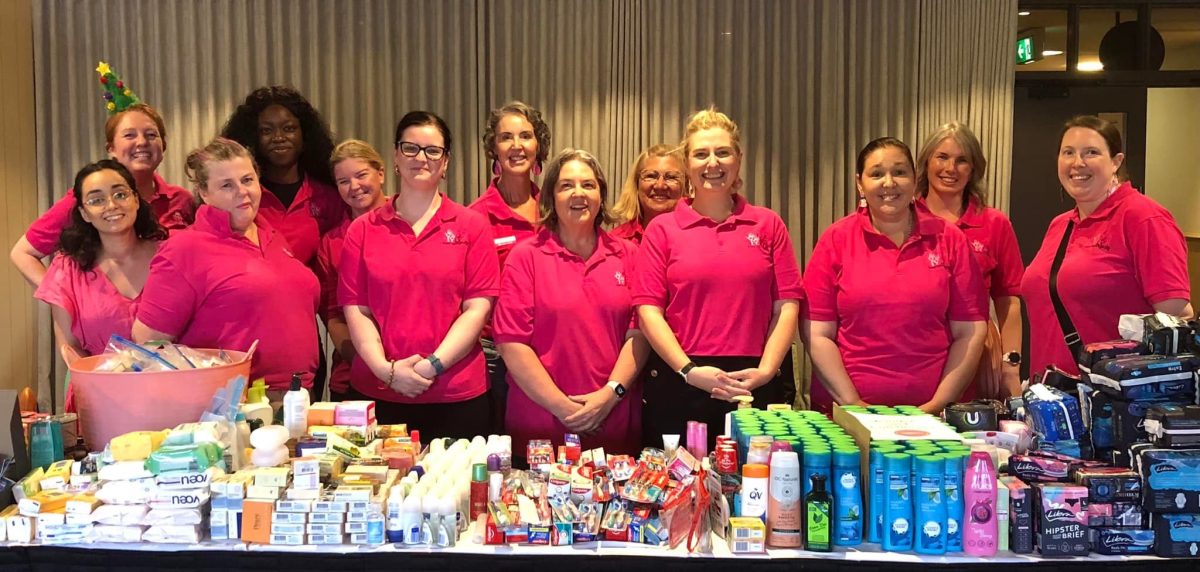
[640,351,795,451]
[481,337,509,434]
[344,388,491,443]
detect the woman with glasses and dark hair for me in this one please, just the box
[221,86,347,266]
[36,160,167,408]
[611,145,687,244]
[338,111,500,439]
[494,148,648,456]
[471,101,552,432]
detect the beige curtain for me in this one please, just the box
[31,0,1017,409]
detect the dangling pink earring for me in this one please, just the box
[492,160,501,177]
[532,162,542,177]
[857,195,866,208]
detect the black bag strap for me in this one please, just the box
[1048,220,1084,359]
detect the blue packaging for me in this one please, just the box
[1088,354,1199,401]
[1153,513,1200,557]
[803,447,832,500]
[1090,527,1155,555]
[1023,385,1086,443]
[1134,446,1200,512]
[943,451,966,552]
[882,453,913,551]
[914,455,946,555]
[868,448,886,544]
[832,448,862,546]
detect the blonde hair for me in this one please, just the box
[330,139,385,173]
[915,121,988,205]
[612,144,686,225]
[682,106,742,159]
[184,137,258,195]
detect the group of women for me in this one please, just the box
[12,86,1192,455]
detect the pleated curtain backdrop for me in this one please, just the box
[30,0,1016,408]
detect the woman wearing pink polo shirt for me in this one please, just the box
[804,137,988,414]
[316,140,390,401]
[11,103,193,287]
[1021,115,1192,376]
[340,111,500,440]
[916,122,1025,398]
[611,145,687,244]
[634,108,803,449]
[132,138,320,397]
[220,86,347,267]
[470,101,552,432]
[495,148,648,455]
[35,160,167,411]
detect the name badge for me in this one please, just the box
[494,236,517,247]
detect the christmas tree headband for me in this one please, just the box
[95,61,140,115]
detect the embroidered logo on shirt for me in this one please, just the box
[1079,233,1111,252]
[173,211,184,221]
[444,229,460,244]
[614,271,626,286]
[746,233,760,247]
[928,252,942,268]
[283,247,295,258]
[971,240,986,253]
[309,203,321,217]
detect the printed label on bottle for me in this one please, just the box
[840,473,857,489]
[807,501,831,544]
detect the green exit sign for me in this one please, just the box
[1016,36,1036,64]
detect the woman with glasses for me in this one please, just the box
[36,159,167,410]
[611,145,687,244]
[470,101,552,432]
[133,138,320,402]
[338,111,500,439]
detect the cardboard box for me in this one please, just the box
[240,500,273,544]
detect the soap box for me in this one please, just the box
[728,516,766,553]
[1000,476,1034,554]
[1090,527,1155,555]
[1034,484,1089,556]
[1153,513,1200,557]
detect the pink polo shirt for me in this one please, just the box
[258,176,347,267]
[610,218,645,244]
[493,228,641,454]
[918,198,1024,298]
[1021,182,1190,376]
[35,251,156,356]
[468,180,541,271]
[632,194,804,356]
[137,205,320,390]
[338,195,500,404]
[25,173,194,254]
[804,207,988,412]
[315,217,352,395]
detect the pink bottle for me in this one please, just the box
[963,448,998,556]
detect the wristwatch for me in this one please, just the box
[1003,351,1022,366]
[606,381,627,400]
[427,354,447,376]
[678,361,697,381]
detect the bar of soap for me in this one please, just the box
[250,426,290,450]
[110,430,168,462]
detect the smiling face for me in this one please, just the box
[926,137,973,197]
[636,155,685,220]
[857,145,916,223]
[394,124,449,191]
[492,113,539,177]
[333,158,386,216]
[685,127,742,196]
[199,156,262,233]
[256,104,303,171]
[78,169,140,235]
[1058,126,1124,205]
[553,159,602,231]
[105,111,164,178]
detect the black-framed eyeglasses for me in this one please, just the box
[398,141,447,161]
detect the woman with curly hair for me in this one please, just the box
[220,86,347,266]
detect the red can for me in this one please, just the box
[715,444,739,475]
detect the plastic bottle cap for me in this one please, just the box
[742,463,769,478]
[915,455,944,473]
[472,463,487,482]
[883,452,912,471]
[809,473,827,491]
[486,453,501,472]
[832,448,860,466]
[289,372,302,391]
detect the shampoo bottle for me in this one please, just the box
[832,447,863,546]
[914,455,947,555]
[804,474,832,552]
[882,453,914,551]
[282,372,310,439]
[963,449,998,556]
[767,451,801,547]
[943,450,966,552]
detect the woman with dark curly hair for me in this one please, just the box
[35,159,166,409]
[220,86,347,266]
[470,101,552,431]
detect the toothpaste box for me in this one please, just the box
[1134,446,1200,512]
[1090,527,1155,555]
[1001,476,1034,554]
[1034,484,1089,556]
[1153,513,1200,557]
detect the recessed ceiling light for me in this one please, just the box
[1077,61,1104,72]
[1018,11,1030,16]
[1043,50,1063,56]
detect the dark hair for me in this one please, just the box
[482,101,551,166]
[855,137,915,176]
[59,159,166,271]
[394,111,453,154]
[1060,115,1128,181]
[538,148,615,232]
[220,86,336,186]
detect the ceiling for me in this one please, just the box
[1016,7,1200,71]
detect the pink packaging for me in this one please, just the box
[998,420,1033,454]
[334,401,376,426]
[1035,484,1089,556]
